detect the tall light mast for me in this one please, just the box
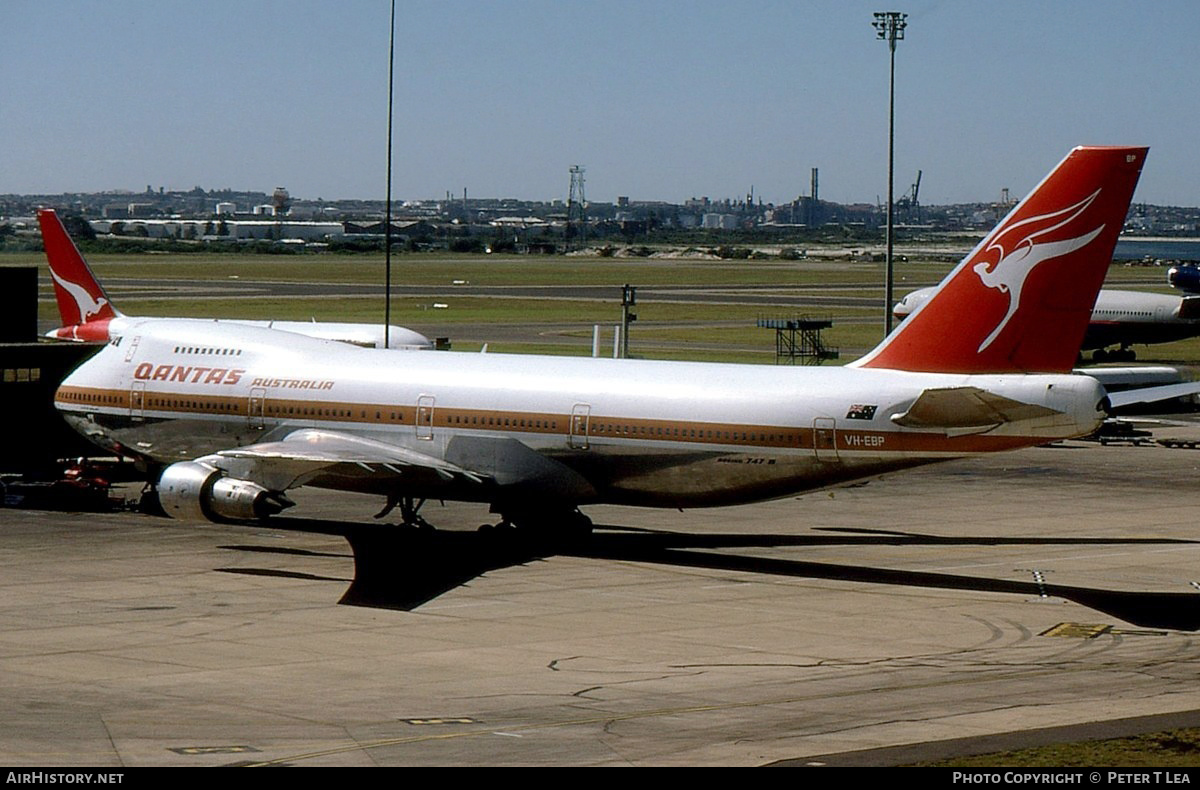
[384,0,396,348]
[873,10,907,337]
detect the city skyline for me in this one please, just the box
[4,2,1199,206]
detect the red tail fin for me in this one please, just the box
[855,146,1147,374]
[38,209,120,327]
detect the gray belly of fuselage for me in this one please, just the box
[61,410,916,509]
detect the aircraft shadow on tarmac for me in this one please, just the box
[212,518,1200,631]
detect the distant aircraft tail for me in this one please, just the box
[854,146,1147,374]
[38,209,121,328]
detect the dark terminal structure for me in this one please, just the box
[0,265,101,473]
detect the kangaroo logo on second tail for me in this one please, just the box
[973,190,1104,352]
[49,266,110,324]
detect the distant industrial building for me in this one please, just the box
[102,202,158,219]
[701,213,738,230]
[88,218,346,242]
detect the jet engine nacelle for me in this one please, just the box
[1167,264,1200,294]
[158,461,292,522]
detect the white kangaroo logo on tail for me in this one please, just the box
[49,266,109,323]
[973,189,1104,352]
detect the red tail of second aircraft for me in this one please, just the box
[38,209,120,330]
[855,146,1147,374]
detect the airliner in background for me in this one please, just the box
[54,147,1148,533]
[38,209,432,350]
[894,284,1200,362]
[1168,263,1200,296]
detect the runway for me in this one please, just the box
[33,274,895,356]
[4,419,1200,766]
[35,271,1178,310]
[42,276,904,310]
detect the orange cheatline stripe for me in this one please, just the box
[55,385,1052,454]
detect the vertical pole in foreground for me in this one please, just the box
[621,284,637,359]
[873,11,906,338]
[384,0,396,348]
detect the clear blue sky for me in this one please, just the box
[3,1,1198,206]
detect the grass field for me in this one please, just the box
[6,246,1181,284]
[10,249,957,287]
[21,247,1200,364]
[18,248,929,362]
[914,728,1200,768]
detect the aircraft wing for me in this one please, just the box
[160,428,597,522]
[890,386,1062,435]
[198,429,487,492]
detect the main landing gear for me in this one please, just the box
[374,494,433,529]
[478,507,594,538]
[374,494,594,538]
[1092,347,1137,363]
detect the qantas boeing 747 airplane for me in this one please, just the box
[53,147,1147,532]
[38,209,433,350]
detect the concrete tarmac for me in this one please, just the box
[4,421,1200,766]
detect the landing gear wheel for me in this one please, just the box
[137,482,165,516]
[501,508,593,540]
[377,495,435,529]
[564,509,593,537]
[1092,348,1110,363]
[400,497,434,530]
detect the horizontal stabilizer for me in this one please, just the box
[1177,296,1200,321]
[1105,381,1200,410]
[891,387,1062,433]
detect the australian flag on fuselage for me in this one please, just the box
[846,404,878,421]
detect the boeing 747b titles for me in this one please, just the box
[54,147,1146,532]
[38,209,433,350]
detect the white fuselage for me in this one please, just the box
[221,319,432,350]
[54,318,1107,509]
[48,315,433,350]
